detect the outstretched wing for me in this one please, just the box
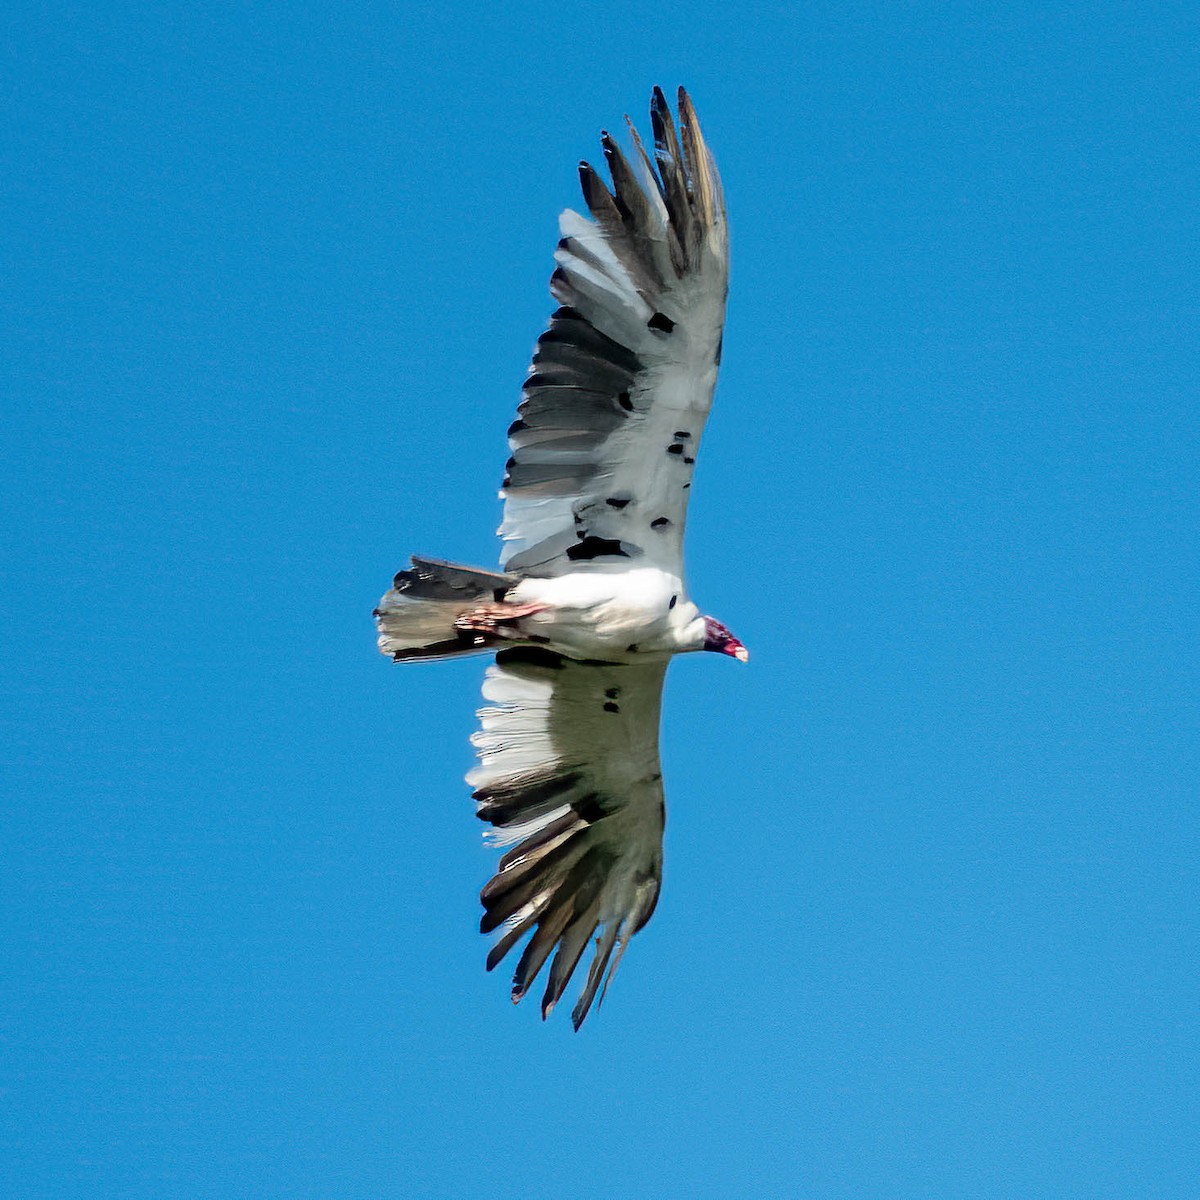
[468,647,667,1028]
[500,87,728,581]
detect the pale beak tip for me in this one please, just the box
[734,646,750,663]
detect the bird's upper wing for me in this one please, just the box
[499,87,728,581]
[468,646,667,1028]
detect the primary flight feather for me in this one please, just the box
[375,87,743,1029]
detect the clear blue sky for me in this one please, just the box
[4,3,1196,1196]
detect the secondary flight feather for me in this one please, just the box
[374,87,744,1029]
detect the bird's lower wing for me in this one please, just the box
[468,647,667,1028]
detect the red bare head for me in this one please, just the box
[703,617,749,663]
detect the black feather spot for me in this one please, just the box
[674,430,690,439]
[683,456,695,464]
[603,701,620,714]
[492,588,507,602]
[573,792,610,823]
[651,517,671,530]
[618,391,633,411]
[715,333,723,365]
[627,643,639,653]
[648,312,675,334]
[496,646,565,670]
[566,536,629,561]
[667,443,684,455]
[606,496,631,509]
[669,594,678,609]
[604,687,620,699]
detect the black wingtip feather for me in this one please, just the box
[578,161,619,224]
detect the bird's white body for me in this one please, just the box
[510,568,705,660]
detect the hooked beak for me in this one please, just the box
[703,616,749,663]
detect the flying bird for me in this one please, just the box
[375,87,742,1029]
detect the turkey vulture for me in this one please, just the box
[375,87,743,1029]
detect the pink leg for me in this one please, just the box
[454,601,547,637]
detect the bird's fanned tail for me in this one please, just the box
[374,557,518,662]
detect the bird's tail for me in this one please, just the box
[374,556,519,662]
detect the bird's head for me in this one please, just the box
[703,617,749,663]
